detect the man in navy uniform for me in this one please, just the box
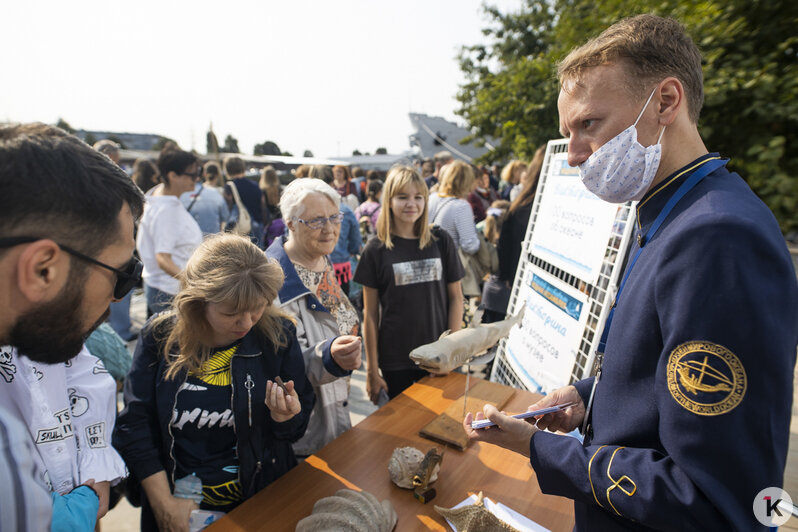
[464,14,798,530]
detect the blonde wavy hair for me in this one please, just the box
[438,160,476,199]
[500,160,527,185]
[153,234,293,380]
[376,165,432,250]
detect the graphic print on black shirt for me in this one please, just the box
[170,342,242,510]
[353,228,464,371]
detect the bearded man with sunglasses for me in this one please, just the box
[0,123,144,531]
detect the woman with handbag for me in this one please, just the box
[136,148,203,316]
[428,161,495,304]
[354,166,464,401]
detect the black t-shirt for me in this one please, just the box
[171,342,242,511]
[353,228,464,371]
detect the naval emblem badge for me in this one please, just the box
[666,341,746,416]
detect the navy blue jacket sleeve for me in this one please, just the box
[529,212,798,530]
[111,323,167,483]
[270,322,315,441]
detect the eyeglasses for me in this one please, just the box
[293,213,345,230]
[182,169,201,181]
[0,236,142,300]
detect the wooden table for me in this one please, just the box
[208,373,574,531]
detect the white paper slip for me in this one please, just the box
[470,402,575,429]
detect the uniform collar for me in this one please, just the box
[635,153,722,234]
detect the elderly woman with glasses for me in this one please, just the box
[137,147,203,316]
[265,178,362,458]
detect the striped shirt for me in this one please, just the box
[428,194,480,254]
[0,406,51,531]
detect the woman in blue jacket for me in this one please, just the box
[113,234,314,531]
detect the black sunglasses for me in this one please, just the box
[0,236,142,300]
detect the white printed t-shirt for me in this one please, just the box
[137,195,203,294]
[0,346,127,494]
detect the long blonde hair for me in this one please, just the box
[153,234,293,380]
[259,165,280,206]
[500,160,527,185]
[438,160,476,199]
[376,165,432,250]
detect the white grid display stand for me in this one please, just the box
[490,140,638,390]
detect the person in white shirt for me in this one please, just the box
[0,345,127,525]
[137,148,203,316]
[0,123,144,531]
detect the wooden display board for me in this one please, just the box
[419,379,515,450]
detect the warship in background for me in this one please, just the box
[408,112,494,162]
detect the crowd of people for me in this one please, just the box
[1,13,796,532]
[0,123,536,531]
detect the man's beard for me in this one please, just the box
[8,278,109,364]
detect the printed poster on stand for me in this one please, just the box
[505,266,589,394]
[527,152,620,284]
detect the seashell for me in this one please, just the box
[388,446,439,489]
[295,489,397,532]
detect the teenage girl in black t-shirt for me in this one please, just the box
[354,166,465,401]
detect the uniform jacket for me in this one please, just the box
[528,154,798,531]
[265,236,356,456]
[112,317,314,512]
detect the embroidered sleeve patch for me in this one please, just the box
[666,341,746,416]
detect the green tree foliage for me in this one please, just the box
[303,150,314,157]
[375,147,388,154]
[207,129,220,155]
[254,141,281,156]
[222,134,240,153]
[84,132,97,146]
[56,118,75,134]
[352,149,362,156]
[458,0,798,232]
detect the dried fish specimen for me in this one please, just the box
[409,310,524,373]
[434,492,520,532]
[295,489,397,532]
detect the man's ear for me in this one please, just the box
[16,240,69,303]
[657,77,684,127]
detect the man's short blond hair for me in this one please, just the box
[558,14,704,123]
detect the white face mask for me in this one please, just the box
[578,87,666,203]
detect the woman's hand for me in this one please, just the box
[366,370,388,405]
[94,480,110,520]
[266,379,302,422]
[152,495,197,532]
[331,335,362,371]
